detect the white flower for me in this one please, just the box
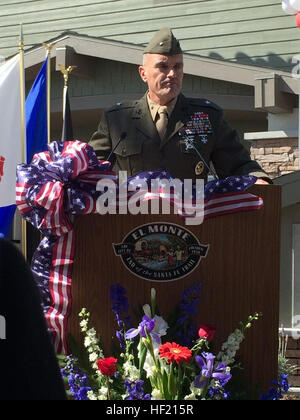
[142,304,169,338]
[184,383,201,401]
[89,352,99,363]
[217,328,245,365]
[84,337,93,348]
[80,319,88,331]
[151,388,163,400]
[143,340,160,378]
[97,386,109,400]
[123,360,140,381]
[87,391,97,400]
[153,315,169,337]
[184,393,197,400]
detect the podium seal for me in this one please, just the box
[113,223,209,282]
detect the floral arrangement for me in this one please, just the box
[59,283,290,401]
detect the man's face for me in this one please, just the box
[139,54,184,105]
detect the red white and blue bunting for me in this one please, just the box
[16,141,263,354]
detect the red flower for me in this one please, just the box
[97,357,118,376]
[159,342,192,365]
[198,324,217,342]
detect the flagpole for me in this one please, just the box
[59,65,75,141]
[43,42,56,145]
[19,24,27,259]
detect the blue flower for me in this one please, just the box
[110,284,131,350]
[125,379,151,400]
[76,386,93,401]
[175,283,201,346]
[61,356,93,400]
[110,284,130,316]
[279,374,290,393]
[208,386,230,400]
[125,315,159,342]
[194,352,232,389]
[260,374,290,400]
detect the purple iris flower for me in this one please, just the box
[125,315,159,342]
[194,352,232,389]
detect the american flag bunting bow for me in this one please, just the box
[16,141,263,354]
[16,141,116,354]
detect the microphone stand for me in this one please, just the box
[106,132,127,163]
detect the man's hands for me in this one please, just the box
[255,178,270,185]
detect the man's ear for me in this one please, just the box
[138,65,147,83]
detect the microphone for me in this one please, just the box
[106,132,127,163]
[179,129,219,181]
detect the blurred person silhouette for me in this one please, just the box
[0,238,67,400]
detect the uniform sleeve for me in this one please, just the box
[89,111,112,160]
[211,112,269,181]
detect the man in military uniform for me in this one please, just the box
[89,28,269,184]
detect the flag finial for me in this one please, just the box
[59,65,77,87]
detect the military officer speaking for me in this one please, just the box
[89,28,270,185]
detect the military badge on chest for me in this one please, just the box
[179,112,213,176]
[179,112,213,150]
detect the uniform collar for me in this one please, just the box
[147,94,178,121]
[131,92,190,146]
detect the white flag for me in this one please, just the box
[0,54,22,207]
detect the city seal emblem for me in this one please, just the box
[113,223,209,282]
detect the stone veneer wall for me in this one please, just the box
[250,137,299,179]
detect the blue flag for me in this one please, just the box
[26,57,48,163]
[0,205,16,237]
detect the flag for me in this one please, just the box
[117,170,263,220]
[61,85,73,142]
[26,57,48,163]
[0,54,22,237]
[0,205,16,237]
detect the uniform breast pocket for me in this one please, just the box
[114,139,144,176]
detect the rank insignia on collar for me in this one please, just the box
[195,161,205,176]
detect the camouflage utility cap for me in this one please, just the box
[144,27,182,55]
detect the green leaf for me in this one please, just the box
[162,368,171,400]
[139,341,148,377]
[168,363,177,399]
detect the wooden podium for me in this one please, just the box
[69,185,281,396]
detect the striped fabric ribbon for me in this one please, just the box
[16,141,263,354]
[16,141,116,354]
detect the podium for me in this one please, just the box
[68,185,281,395]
